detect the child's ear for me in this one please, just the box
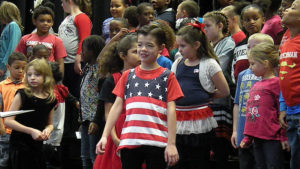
[193,41,201,49]
[119,52,126,61]
[262,16,266,24]
[182,10,188,18]
[218,22,224,31]
[32,18,37,26]
[165,0,171,5]
[6,64,10,70]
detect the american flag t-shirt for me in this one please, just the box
[118,68,171,150]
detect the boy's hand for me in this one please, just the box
[96,137,107,154]
[281,141,290,151]
[279,111,288,129]
[30,129,44,141]
[88,122,98,135]
[164,144,179,166]
[231,131,237,149]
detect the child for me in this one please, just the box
[94,33,140,169]
[102,0,129,42]
[109,18,129,41]
[175,0,200,30]
[136,3,155,30]
[15,6,66,75]
[221,1,250,45]
[123,6,139,32]
[58,0,92,98]
[232,33,273,169]
[232,4,265,83]
[171,24,229,169]
[278,1,300,168]
[30,44,50,61]
[80,35,105,169]
[5,58,57,169]
[0,52,27,169]
[150,0,175,29]
[96,24,183,169]
[240,43,285,169]
[253,0,283,45]
[203,10,235,169]
[278,0,294,18]
[0,1,23,80]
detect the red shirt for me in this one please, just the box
[279,32,300,106]
[15,33,66,62]
[244,77,286,141]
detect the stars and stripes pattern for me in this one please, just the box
[118,68,171,150]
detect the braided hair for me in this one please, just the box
[203,11,230,37]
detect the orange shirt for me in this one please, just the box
[0,77,25,134]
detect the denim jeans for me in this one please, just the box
[80,121,100,169]
[253,138,283,169]
[0,134,10,169]
[286,113,300,169]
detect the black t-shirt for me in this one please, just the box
[99,75,116,104]
[10,89,57,150]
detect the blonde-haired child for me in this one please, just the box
[5,59,57,169]
[240,43,286,169]
[0,1,23,80]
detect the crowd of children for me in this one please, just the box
[0,0,300,169]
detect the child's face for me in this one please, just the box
[176,4,184,20]
[279,0,293,18]
[137,34,162,65]
[176,36,199,60]
[138,6,155,26]
[27,66,44,89]
[109,20,124,39]
[248,56,266,77]
[33,14,53,35]
[282,0,300,27]
[125,43,141,68]
[33,49,50,61]
[203,18,222,42]
[7,60,27,81]
[151,0,169,11]
[81,44,94,63]
[242,8,264,35]
[110,0,126,18]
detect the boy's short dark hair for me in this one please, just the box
[32,5,55,20]
[124,6,139,27]
[180,0,200,18]
[137,2,153,15]
[8,52,27,65]
[111,18,129,29]
[49,62,63,83]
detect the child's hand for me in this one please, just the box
[30,129,44,141]
[88,122,98,135]
[112,136,120,147]
[231,131,238,149]
[75,101,80,109]
[96,137,107,154]
[164,144,179,166]
[42,127,52,140]
[112,28,129,41]
[279,111,288,129]
[281,141,290,152]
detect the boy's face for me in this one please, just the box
[279,0,293,18]
[137,34,162,65]
[176,4,184,20]
[138,6,155,26]
[33,14,53,35]
[32,49,50,61]
[282,0,300,27]
[151,0,169,11]
[7,60,27,81]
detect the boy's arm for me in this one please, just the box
[279,92,288,128]
[164,101,179,166]
[0,120,5,135]
[96,96,124,154]
[231,104,239,148]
